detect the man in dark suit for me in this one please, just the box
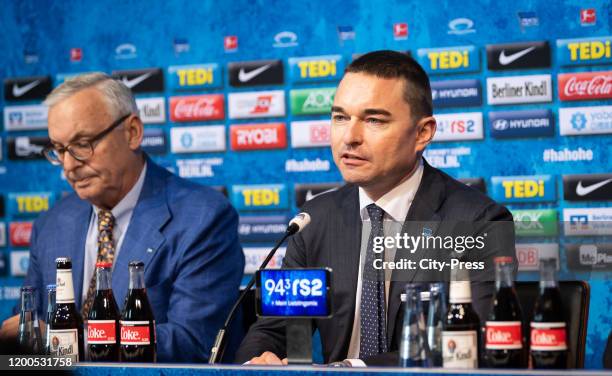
[236,50,515,366]
[0,73,245,362]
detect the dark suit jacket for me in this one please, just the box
[235,159,515,365]
[19,156,245,363]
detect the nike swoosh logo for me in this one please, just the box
[305,187,338,201]
[12,80,41,97]
[499,46,536,65]
[121,72,153,88]
[576,179,612,196]
[238,64,271,82]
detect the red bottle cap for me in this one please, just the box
[96,262,113,268]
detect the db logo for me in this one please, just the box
[517,246,539,268]
[310,124,330,143]
[9,222,32,247]
[169,95,224,122]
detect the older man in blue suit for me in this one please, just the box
[0,73,244,362]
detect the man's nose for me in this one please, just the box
[342,118,363,146]
[62,152,83,174]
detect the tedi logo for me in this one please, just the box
[491,175,555,203]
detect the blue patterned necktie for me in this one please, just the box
[359,203,388,358]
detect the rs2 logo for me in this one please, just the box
[439,119,475,133]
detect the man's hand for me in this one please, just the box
[0,315,46,341]
[247,351,289,365]
[0,315,19,340]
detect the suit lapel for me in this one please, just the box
[112,159,171,306]
[332,185,361,353]
[57,198,92,309]
[387,160,445,346]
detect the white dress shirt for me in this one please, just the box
[81,162,147,303]
[346,159,424,365]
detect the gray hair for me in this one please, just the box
[43,72,138,118]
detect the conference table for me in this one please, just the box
[74,363,612,376]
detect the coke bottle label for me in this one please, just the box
[87,320,117,344]
[441,330,478,368]
[530,322,567,351]
[485,321,522,349]
[120,320,152,345]
[48,328,79,362]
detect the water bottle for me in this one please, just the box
[44,284,56,355]
[427,282,447,367]
[18,286,43,354]
[399,284,429,367]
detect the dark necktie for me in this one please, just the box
[359,204,388,357]
[81,210,116,318]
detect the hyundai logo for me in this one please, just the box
[493,119,509,131]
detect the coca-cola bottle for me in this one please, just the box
[484,256,526,368]
[48,257,84,362]
[120,261,156,362]
[530,258,568,369]
[87,262,120,361]
[442,268,480,369]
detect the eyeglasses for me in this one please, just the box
[43,113,131,166]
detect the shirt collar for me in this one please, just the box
[93,161,147,222]
[359,158,424,222]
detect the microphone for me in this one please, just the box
[208,213,311,364]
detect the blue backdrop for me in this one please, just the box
[0,0,611,368]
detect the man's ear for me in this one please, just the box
[124,114,144,151]
[415,116,437,153]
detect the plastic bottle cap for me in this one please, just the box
[494,256,513,264]
[96,262,112,268]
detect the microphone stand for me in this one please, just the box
[208,228,295,364]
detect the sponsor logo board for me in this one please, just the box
[111,68,164,93]
[489,109,554,139]
[558,71,612,101]
[290,120,331,148]
[9,222,33,247]
[433,112,483,141]
[515,243,559,271]
[487,74,552,105]
[231,184,288,211]
[563,207,612,236]
[228,90,285,119]
[294,183,341,207]
[8,193,54,217]
[169,94,224,122]
[431,79,481,108]
[230,123,286,151]
[559,105,612,135]
[7,136,49,160]
[556,36,612,66]
[170,125,226,153]
[10,250,30,277]
[288,55,343,83]
[239,215,289,243]
[167,64,221,91]
[512,209,558,237]
[490,175,555,203]
[566,243,612,271]
[228,60,284,87]
[563,174,612,201]
[417,45,479,74]
[486,41,550,70]
[244,247,286,274]
[141,128,166,154]
[3,105,48,131]
[4,76,52,101]
[290,87,335,115]
[136,97,166,124]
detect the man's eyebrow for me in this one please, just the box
[363,108,392,117]
[50,131,93,146]
[331,106,346,113]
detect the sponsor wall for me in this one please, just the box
[0,0,611,368]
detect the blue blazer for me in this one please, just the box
[20,157,245,362]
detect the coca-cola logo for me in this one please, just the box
[89,327,106,339]
[530,326,567,350]
[120,323,151,345]
[487,329,511,343]
[9,222,32,247]
[485,322,522,349]
[559,71,612,101]
[170,95,224,122]
[88,321,116,343]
